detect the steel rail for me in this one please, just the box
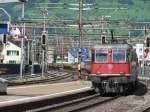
[31,94,120,112]
[0,88,95,111]
[7,70,73,86]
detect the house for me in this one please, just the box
[1,41,21,64]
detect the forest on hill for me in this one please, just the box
[0,0,150,21]
[0,0,149,37]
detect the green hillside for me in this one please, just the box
[0,0,150,21]
[0,0,149,37]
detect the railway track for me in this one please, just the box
[140,105,150,112]
[7,70,74,86]
[0,89,95,111]
[32,94,120,112]
[1,63,89,86]
[0,88,120,112]
[142,107,150,112]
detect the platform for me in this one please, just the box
[0,81,91,106]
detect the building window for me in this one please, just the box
[9,60,16,64]
[17,51,19,55]
[7,51,11,56]
[0,60,3,64]
[7,50,19,56]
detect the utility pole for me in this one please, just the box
[128,31,131,43]
[61,37,64,68]
[41,8,48,77]
[77,0,83,79]
[20,3,25,79]
[79,0,83,48]
[41,45,45,77]
[31,28,36,76]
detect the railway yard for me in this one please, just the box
[0,66,148,112]
[1,0,150,112]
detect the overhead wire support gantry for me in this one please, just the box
[79,0,83,48]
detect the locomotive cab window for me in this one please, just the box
[95,49,108,62]
[112,49,126,62]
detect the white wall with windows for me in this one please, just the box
[133,44,144,62]
[1,41,21,64]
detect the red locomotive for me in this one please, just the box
[89,33,138,93]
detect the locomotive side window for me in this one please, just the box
[95,49,108,62]
[112,50,126,62]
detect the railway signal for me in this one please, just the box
[146,37,150,47]
[41,34,46,45]
[101,36,106,44]
[3,34,7,44]
[41,33,48,77]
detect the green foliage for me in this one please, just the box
[0,0,150,37]
[0,0,150,21]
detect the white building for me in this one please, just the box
[1,41,21,64]
[133,44,144,62]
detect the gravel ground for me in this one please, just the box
[80,81,150,112]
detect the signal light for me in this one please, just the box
[41,34,46,45]
[101,36,106,44]
[3,34,7,44]
[146,37,150,47]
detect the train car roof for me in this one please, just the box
[92,44,132,49]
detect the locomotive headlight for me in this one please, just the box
[120,71,125,76]
[96,71,101,75]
